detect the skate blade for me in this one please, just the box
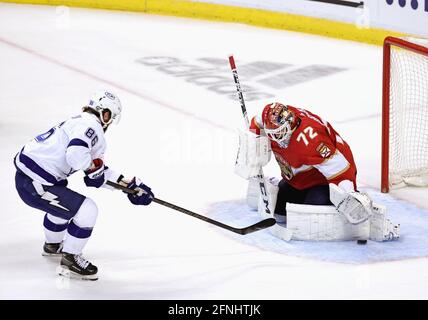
[42,252,62,257]
[58,266,98,281]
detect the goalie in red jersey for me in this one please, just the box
[247,102,357,214]
[235,102,399,241]
[253,102,357,214]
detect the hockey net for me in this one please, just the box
[382,36,428,193]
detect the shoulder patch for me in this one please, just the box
[317,142,332,158]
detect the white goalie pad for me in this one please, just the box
[257,178,293,241]
[369,203,400,241]
[257,177,279,218]
[246,177,293,241]
[246,177,260,211]
[245,179,399,242]
[286,203,370,241]
[246,177,280,216]
[329,183,373,224]
[285,202,400,242]
[234,130,271,179]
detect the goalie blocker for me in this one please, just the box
[246,178,400,242]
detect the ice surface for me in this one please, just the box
[1,3,428,299]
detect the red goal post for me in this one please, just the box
[382,36,428,193]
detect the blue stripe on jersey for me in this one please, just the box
[18,152,58,184]
[67,220,93,239]
[67,138,89,148]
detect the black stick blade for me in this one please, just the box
[239,218,276,235]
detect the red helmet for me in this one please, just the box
[262,103,298,147]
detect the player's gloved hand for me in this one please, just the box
[125,177,154,206]
[83,158,105,188]
[329,183,373,224]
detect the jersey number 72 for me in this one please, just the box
[296,126,318,146]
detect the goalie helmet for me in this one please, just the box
[87,90,122,129]
[262,102,298,148]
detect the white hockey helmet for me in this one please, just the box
[88,90,122,128]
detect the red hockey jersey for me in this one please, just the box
[250,106,357,190]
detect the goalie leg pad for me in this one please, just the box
[281,202,400,242]
[246,177,260,210]
[245,177,293,240]
[257,177,280,220]
[369,203,400,241]
[286,203,370,241]
[247,176,288,223]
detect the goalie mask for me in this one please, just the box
[87,90,122,129]
[262,103,298,148]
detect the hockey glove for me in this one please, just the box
[126,177,154,206]
[329,183,373,224]
[84,158,105,188]
[234,130,271,179]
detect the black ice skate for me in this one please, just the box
[42,242,63,257]
[58,253,98,281]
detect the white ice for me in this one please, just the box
[1,3,428,299]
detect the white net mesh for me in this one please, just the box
[389,37,428,188]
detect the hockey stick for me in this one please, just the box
[106,180,276,235]
[229,56,293,241]
[228,55,272,218]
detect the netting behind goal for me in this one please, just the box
[382,37,428,193]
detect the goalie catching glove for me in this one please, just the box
[329,182,373,224]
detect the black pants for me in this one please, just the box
[274,179,332,215]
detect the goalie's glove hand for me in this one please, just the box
[125,177,154,206]
[337,191,373,224]
[329,183,373,224]
[84,158,105,188]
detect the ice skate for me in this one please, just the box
[58,253,98,281]
[42,242,63,257]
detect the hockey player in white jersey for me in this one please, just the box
[14,90,154,280]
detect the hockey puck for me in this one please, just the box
[357,240,367,245]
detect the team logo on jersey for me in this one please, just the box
[274,154,294,180]
[317,143,331,158]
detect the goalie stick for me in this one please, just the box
[106,180,276,235]
[229,56,294,241]
[229,55,272,218]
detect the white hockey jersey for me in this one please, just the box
[15,112,108,186]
